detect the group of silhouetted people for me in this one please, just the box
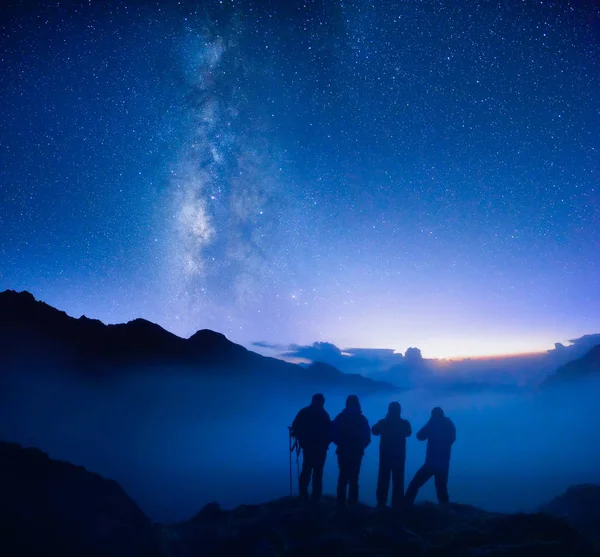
[290,393,456,510]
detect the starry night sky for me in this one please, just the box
[1,0,598,359]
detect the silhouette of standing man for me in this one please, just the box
[290,393,332,504]
[405,407,456,506]
[372,402,412,510]
[332,394,371,507]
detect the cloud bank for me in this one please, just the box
[255,333,600,390]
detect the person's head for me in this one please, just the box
[311,393,325,408]
[345,394,361,411]
[431,406,445,419]
[387,401,401,418]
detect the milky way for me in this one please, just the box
[0,1,598,358]
[166,29,288,335]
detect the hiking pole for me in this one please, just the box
[295,441,301,489]
[288,426,293,496]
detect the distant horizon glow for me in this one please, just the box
[7,286,594,362]
[1,1,598,364]
[253,334,586,362]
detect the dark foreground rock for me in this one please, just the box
[0,441,158,557]
[0,440,598,557]
[166,496,596,557]
[540,484,600,548]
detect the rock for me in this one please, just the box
[539,484,600,547]
[0,440,596,557]
[171,496,594,557]
[193,501,223,521]
[0,441,158,557]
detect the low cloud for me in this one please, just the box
[252,333,600,391]
[252,341,284,350]
[277,341,439,390]
[283,342,344,362]
[276,341,407,376]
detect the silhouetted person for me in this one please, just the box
[372,401,412,510]
[290,393,332,503]
[405,407,456,506]
[331,394,371,506]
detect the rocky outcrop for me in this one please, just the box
[1,440,597,557]
[0,441,158,557]
[166,496,595,557]
[540,484,600,547]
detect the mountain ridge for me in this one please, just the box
[0,289,395,393]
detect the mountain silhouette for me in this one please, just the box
[0,290,394,393]
[541,344,600,389]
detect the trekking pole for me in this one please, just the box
[295,442,301,488]
[288,426,293,496]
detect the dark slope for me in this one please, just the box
[0,441,157,557]
[0,290,188,365]
[178,497,594,557]
[540,484,600,547]
[1,441,596,557]
[0,289,394,393]
[541,345,600,389]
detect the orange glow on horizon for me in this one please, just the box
[431,350,547,362]
[395,338,560,361]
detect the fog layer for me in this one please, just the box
[1,366,599,523]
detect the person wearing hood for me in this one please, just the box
[405,407,456,506]
[290,393,332,503]
[371,401,412,510]
[331,394,371,506]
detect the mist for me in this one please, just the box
[1,364,599,524]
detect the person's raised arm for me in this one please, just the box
[371,419,385,436]
[416,420,430,441]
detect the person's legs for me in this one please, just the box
[405,465,434,505]
[434,468,449,505]
[337,454,349,506]
[390,462,406,510]
[298,452,313,500]
[376,457,391,507]
[348,453,363,505]
[311,450,327,503]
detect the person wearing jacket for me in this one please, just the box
[405,407,456,506]
[371,401,412,510]
[331,394,371,506]
[290,393,332,503]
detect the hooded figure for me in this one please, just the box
[290,393,332,503]
[371,401,412,509]
[331,394,371,506]
[405,407,456,506]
